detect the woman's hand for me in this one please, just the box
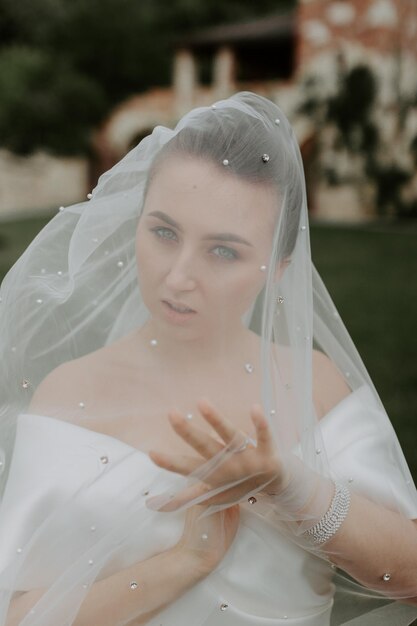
[146,398,287,511]
[173,503,241,577]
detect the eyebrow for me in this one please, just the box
[146,210,254,247]
[147,211,181,230]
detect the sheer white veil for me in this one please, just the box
[0,91,416,625]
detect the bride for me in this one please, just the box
[0,92,416,626]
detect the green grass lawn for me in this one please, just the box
[1,214,416,481]
[310,220,417,481]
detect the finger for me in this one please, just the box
[199,486,256,507]
[168,410,224,459]
[148,450,202,476]
[146,480,211,512]
[250,404,274,455]
[146,465,276,512]
[149,478,253,512]
[179,475,267,509]
[197,397,238,444]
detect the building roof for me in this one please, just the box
[176,11,296,48]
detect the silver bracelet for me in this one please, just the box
[303,482,351,545]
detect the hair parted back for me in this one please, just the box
[144,92,304,260]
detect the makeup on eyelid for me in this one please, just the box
[145,211,254,247]
[149,226,240,261]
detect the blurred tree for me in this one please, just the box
[327,66,379,154]
[0,46,105,154]
[297,64,417,219]
[0,0,295,154]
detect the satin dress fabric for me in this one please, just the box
[0,385,416,625]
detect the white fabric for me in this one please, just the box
[0,384,415,625]
[316,385,417,520]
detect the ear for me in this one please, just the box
[273,257,291,283]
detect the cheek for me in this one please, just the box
[218,268,264,312]
[135,229,160,289]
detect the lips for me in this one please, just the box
[163,300,196,314]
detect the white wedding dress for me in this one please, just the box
[0,385,416,626]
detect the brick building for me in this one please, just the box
[2,1,415,220]
[93,0,416,220]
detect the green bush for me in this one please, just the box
[0,46,106,155]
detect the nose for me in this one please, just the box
[164,250,197,292]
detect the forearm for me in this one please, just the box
[322,491,417,601]
[6,547,207,626]
[263,475,417,601]
[76,545,208,626]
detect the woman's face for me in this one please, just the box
[135,155,278,340]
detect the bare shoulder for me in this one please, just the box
[28,354,98,417]
[28,330,140,418]
[312,349,352,419]
[264,334,352,420]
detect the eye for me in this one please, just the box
[212,246,238,261]
[150,227,177,241]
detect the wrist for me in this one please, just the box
[258,455,335,525]
[262,469,291,497]
[169,545,215,581]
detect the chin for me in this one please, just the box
[161,323,205,343]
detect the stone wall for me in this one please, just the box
[296,0,416,69]
[0,150,88,221]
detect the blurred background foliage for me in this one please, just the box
[0,0,294,155]
[0,46,105,154]
[298,64,417,219]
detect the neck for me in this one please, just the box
[137,318,255,371]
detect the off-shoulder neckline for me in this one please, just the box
[17,411,153,460]
[18,384,372,458]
